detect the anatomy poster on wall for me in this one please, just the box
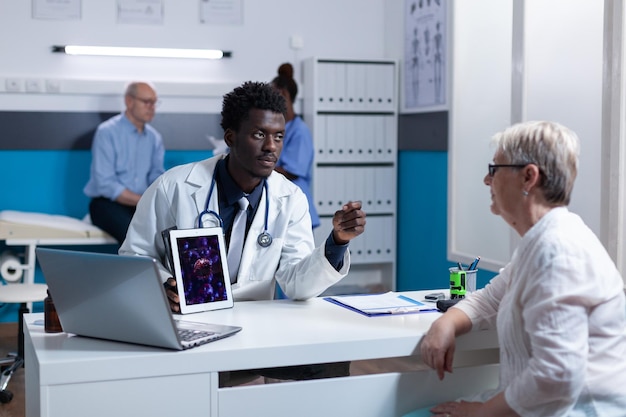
[402,0,447,113]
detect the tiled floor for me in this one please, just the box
[0,323,24,417]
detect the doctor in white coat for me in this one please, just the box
[119,81,366,306]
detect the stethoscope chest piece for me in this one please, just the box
[257,231,272,248]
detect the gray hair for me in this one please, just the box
[492,121,580,205]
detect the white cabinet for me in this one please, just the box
[303,58,398,294]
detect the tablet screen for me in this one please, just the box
[168,227,234,314]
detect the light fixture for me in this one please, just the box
[52,45,231,59]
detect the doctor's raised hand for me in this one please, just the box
[332,201,366,244]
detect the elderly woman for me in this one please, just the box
[418,121,626,416]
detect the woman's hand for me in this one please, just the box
[430,394,520,417]
[420,308,472,380]
[430,400,484,417]
[420,316,457,380]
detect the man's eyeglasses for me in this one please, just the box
[132,95,160,107]
[488,164,528,177]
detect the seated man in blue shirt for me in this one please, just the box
[84,81,165,244]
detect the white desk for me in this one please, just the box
[24,291,499,417]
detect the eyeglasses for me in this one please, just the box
[131,95,160,107]
[488,164,528,177]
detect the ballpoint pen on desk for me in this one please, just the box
[468,256,481,271]
[388,305,439,314]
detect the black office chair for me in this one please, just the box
[0,251,48,403]
[0,355,23,403]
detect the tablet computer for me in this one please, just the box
[168,227,234,314]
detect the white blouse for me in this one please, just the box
[455,207,626,416]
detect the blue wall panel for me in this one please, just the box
[396,150,496,292]
[0,150,213,216]
[396,151,449,291]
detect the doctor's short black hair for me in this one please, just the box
[220,81,287,132]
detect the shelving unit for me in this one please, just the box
[303,58,398,294]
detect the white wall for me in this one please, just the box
[524,0,604,236]
[448,0,514,271]
[602,0,626,275]
[449,0,607,271]
[383,1,405,61]
[0,0,389,112]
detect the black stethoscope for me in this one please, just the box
[198,172,273,248]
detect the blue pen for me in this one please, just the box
[457,262,464,271]
[468,256,481,271]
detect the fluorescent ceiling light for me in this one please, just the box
[52,45,231,59]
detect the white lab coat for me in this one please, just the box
[119,154,350,301]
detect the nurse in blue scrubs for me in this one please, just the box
[271,63,320,229]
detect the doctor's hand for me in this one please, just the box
[163,278,181,313]
[332,201,366,244]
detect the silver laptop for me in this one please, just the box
[35,248,242,350]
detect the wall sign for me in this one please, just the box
[32,0,81,20]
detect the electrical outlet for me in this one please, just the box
[290,35,304,50]
[25,79,43,93]
[5,78,22,92]
[45,79,61,93]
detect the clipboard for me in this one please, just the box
[324,292,439,317]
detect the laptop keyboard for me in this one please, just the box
[178,329,216,342]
